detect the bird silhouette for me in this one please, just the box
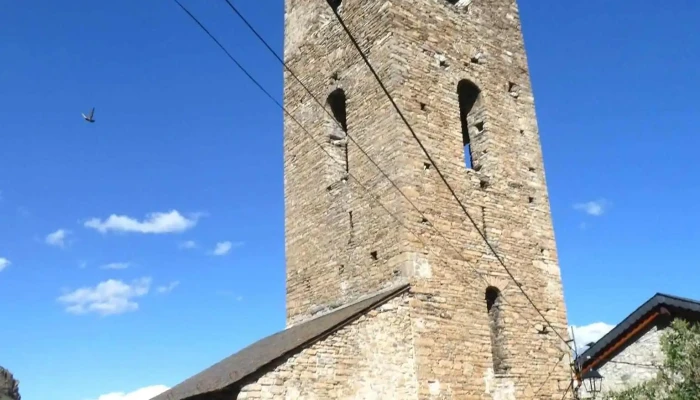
[82,107,95,123]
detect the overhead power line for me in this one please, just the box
[323,1,570,348]
[219,0,571,350]
[172,1,572,395]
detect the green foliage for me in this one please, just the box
[605,319,700,400]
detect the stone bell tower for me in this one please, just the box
[282,0,572,398]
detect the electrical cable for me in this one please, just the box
[172,0,574,394]
[219,0,572,351]
[324,1,570,348]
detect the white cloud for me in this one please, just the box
[46,229,71,247]
[156,281,179,294]
[569,322,615,351]
[212,241,233,256]
[179,240,197,249]
[0,258,10,272]
[84,210,199,234]
[573,199,610,216]
[210,241,243,256]
[100,262,131,270]
[90,385,169,400]
[57,277,151,316]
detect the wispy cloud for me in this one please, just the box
[46,229,71,248]
[100,262,131,270]
[0,258,10,272]
[156,281,179,294]
[209,241,243,256]
[568,322,615,351]
[212,241,233,256]
[179,240,197,250]
[89,385,170,400]
[84,210,200,234]
[573,199,610,217]
[216,290,244,301]
[57,277,151,316]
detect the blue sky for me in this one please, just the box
[1,1,699,399]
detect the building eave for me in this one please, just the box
[576,292,700,374]
[152,281,411,400]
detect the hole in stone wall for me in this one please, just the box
[339,265,345,274]
[327,89,348,136]
[480,180,489,190]
[331,71,339,81]
[470,56,481,64]
[475,121,484,133]
[528,196,534,204]
[486,286,509,374]
[423,162,431,170]
[508,82,520,98]
[520,129,525,135]
[457,79,482,170]
[445,0,471,8]
[327,0,342,12]
[420,217,429,224]
[393,269,400,276]
[349,211,354,229]
[370,251,378,260]
[528,167,535,172]
[420,102,426,111]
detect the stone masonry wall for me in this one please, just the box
[580,324,665,398]
[283,0,571,398]
[236,294,418,399]
[388,1,571,398]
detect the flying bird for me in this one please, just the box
[82,107,95,123]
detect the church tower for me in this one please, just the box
[283,0,572,397]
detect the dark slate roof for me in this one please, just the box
[577,292,700,368]
[152,282,411,400]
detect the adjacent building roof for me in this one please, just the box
[577,292,700,374]
[152,282,411,400]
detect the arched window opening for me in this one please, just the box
[327,89,347,140]
[485,286,508,374]
[325,89,349,175]
[457,79,483,170]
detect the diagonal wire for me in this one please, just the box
[172,0,572,393]
[220,0,571,352]
[323,1,570,348]
[560,381,573,400]
[532,351,569,397]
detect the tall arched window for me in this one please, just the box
[326,89,348,175]
[486,286,508,374]
[457,79,484,170]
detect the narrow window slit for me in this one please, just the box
[486,287,509,374]
[458,79,482,170]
